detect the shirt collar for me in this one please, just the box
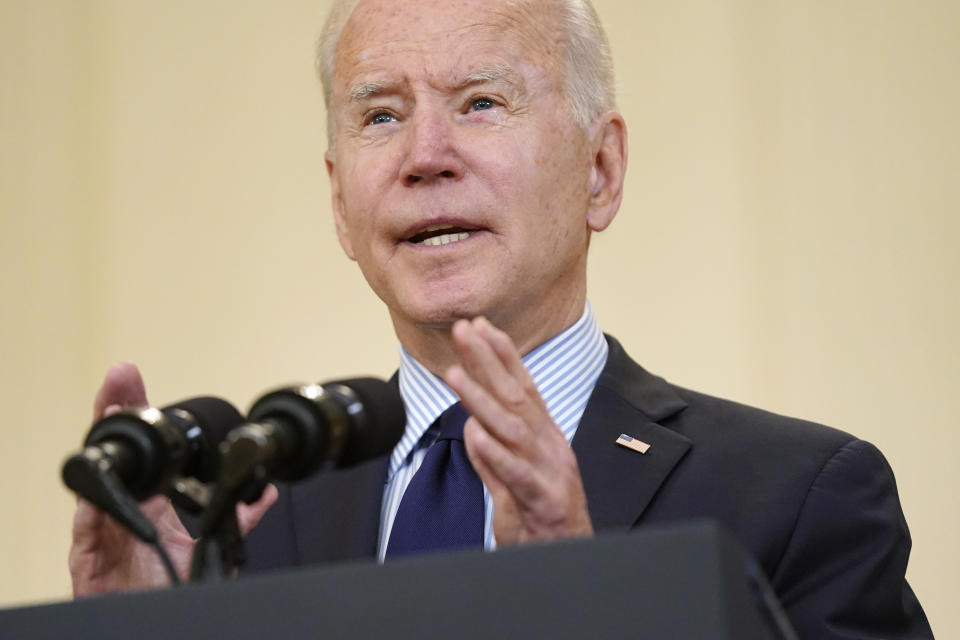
[391,302,607,477]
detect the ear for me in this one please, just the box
[326,150,356,261]
[585,111,627,232]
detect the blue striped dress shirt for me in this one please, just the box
[378,302,609,560]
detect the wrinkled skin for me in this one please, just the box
[327,0,627,545]
[69,0,629,593]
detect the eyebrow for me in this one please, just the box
[346,65,523,103]
[348,81,387,102]
[456,65,522,91]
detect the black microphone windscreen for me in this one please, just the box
[164,396,245,481]
[332,377,406,466]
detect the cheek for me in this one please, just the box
[529,135,592,244]
[483,126,560,200]
[336,155,394,246]
[476,126,590,257]
[339,187,371,243]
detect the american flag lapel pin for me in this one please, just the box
[616,433,651,454]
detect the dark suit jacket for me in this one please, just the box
[244,336,931,639]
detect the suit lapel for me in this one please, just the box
[573,336,692,530]
[284,340,689,560]
[289,455,389,565]
[287,372,402,564]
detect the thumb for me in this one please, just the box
[94,362,149,419]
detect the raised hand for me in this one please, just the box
[444,318,593,546]
[68,362,276,596]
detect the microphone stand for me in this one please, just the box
[189,432,269,582]
[189,493,247,582]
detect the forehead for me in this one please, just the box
[334,0,564,93]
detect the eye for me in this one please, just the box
[367,111,396,125]
[469,97,497,112]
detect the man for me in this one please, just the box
[70,0,931,637]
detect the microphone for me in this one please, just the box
[62,396,243,584]
[62,397,244,518]
[219,377,405,484]
[190,378,403,581]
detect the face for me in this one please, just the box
[327,0,617,351]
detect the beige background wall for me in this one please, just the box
[1,0,956,634]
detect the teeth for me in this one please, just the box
[422,232,470,246]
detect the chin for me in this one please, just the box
[408,301,483,328]
[395,286,495,330]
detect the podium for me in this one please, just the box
[0,520,795,639]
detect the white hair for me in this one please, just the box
[316,0,616,146]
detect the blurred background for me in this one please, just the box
[1,0,957,634]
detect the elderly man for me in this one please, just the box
[70,0,931,637]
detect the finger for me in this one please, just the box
[477,320,548,416]
[71,499,106,548]
[451,319,549,438]
[93,362,148,419]
[102,404,123,418]
[451,319,525,409]
[477,318,557,435]
[448,319,565,453]
[462,418,510,499]
[466,418,594,542]
[463,419,525,541]
[237,483,279,537]
[139,494,177,521]
[466,318,551,426]
[446,364,531,451]
[475,318,540,401]
[463,416,543,507]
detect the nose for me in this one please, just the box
[399,110,465,187]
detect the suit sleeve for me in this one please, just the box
[770,439,932,639]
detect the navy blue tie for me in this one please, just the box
[386,403,484,557]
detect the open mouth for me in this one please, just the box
[407,224,476,247]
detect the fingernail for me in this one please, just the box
[102,404,123,418]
